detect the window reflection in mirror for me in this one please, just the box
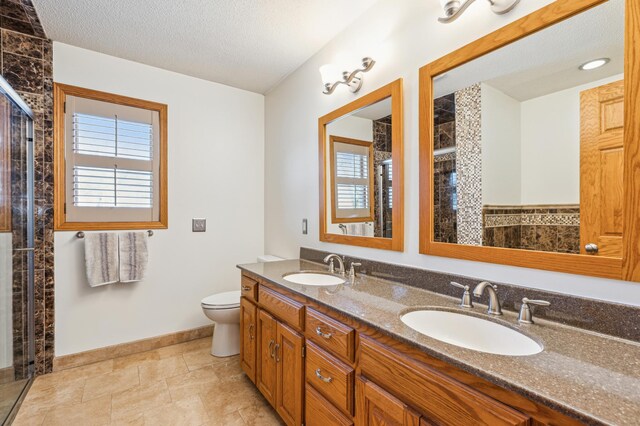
[326,97,393,238]
[432,0,624,257]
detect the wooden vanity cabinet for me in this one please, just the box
[240,273,579,426]
[275,322,305,426]
[256,309,278,405]
[239,297,257,383]
[356,377,422,426]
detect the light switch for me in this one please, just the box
[192,218,206,232]
[302,219,308,235]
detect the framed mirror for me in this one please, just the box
[320,79,403,251]
[419,0,640,280]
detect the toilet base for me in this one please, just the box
[211,323,240,357]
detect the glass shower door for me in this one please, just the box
[0,76,35,425]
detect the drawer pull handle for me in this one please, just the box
[268,340,274,358]
[248,324,254,340]
[315,369,333,383]
[242,285,251,291]
[316,327,333,339]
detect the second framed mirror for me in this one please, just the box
[319,79,403,251]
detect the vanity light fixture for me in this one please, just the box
[319,57,376,95]
[438,0,520,23]
[579,58,610,71]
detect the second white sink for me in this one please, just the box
[283,272,346,286]
[401,309,542,356]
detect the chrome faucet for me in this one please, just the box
[472,281,502,315]
[323,254,345,276]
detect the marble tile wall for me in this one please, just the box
[372,116,392,238]
[483,206,580,254]
[433,94,457,243]
[1,0,54,376]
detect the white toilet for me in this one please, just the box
[201,290,242,357]
[201,255,283,357]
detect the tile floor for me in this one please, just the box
[12,338,282,425]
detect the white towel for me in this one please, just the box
[118,232,149,283]
[84,232,119,287]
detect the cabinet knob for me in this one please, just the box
[316,326,333,339]
[248,324,254,340]
[315,368,333,383]
[268,340,275,358]
[585,243,599,255]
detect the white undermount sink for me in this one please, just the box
[282,272,346,286]
[401,309,542,356]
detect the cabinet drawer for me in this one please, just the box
[306,308,355,362]
[359,337,530,426]
[241,275,258,302]
[259,286,304,330]
[305,384,353,426]
[306,342,354,415]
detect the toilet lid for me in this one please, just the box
[201,290,241,308]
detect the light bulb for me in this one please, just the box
[319,64,340,86]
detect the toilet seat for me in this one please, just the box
[201,290,241,309]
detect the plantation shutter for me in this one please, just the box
[333,141,372,220]
[65,95,160,223]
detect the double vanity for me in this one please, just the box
[237,256,640,426]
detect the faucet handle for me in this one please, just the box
[450,281,473,308]
[518,297,550,324]
[348,262,362,278]
[327,259,335,273]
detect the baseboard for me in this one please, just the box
[0,365,14,384]
[52,325,213,371]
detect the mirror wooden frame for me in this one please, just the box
[319,79,404,251]
[419,0,640,281]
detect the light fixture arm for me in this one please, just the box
[323,57,376,95]
[438,0,520,23]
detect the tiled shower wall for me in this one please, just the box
[373,115,392,238]
[1,0,54,376]
[433,93,457,243]
[483,206,581,253]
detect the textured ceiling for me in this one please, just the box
[434,0,624,101]
[32,0,380,94]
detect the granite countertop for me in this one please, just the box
[238,259,640,426]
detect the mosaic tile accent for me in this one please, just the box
[454,84,482,246]
[1,0,54,377]
[434,151,456,163]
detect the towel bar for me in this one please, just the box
[76,230,154,239]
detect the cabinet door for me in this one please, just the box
[257,309,277,405]
[240,298,257,383]
[356,377,420,426]
[275,322,304,426]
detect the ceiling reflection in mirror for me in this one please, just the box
[432,0,624,257]
[326,97,394,239]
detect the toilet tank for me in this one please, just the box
[257,255,284,263]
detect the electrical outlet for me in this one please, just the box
[192,218,206,232]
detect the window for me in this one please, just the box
[54,84,168,230]
[330,136,374,223]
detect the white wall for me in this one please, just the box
[0,233,12,368]
[520,74,623,205]
[54,43,265,356]
[481,83,521,206]
[264,0,640,306]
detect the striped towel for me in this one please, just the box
[84,233,119,287]
[118,232,149,283]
